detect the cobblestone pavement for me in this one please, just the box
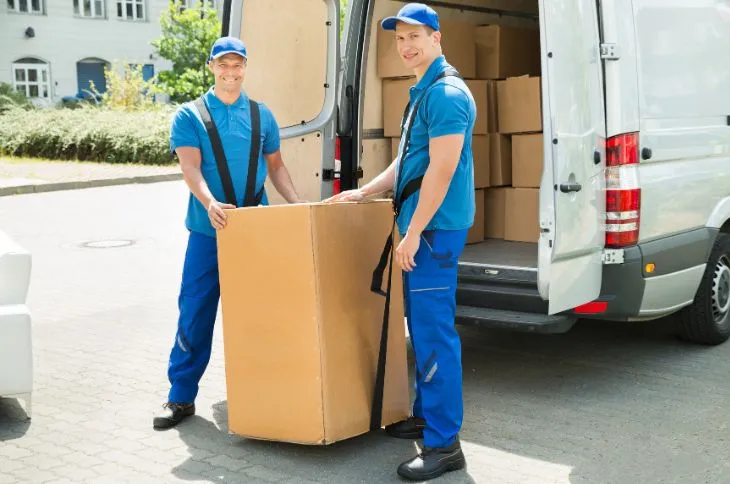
[2,181,730,483]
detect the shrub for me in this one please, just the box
[0,105,177,164]
[0,82,33,113]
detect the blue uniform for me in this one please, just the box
[166,88,280,404]
[395,56,476,448]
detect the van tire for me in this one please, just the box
[677,233,730,345]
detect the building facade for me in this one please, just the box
[1,0,220,106]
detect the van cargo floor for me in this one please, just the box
[460,239,538,268]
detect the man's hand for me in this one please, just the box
[395,231,420,272]
[324,189,366,203]
[208,200,236,230]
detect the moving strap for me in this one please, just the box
[369,68,462,431]
[193,97,264,208]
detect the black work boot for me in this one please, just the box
[385,416,426,439]
[153,402,195,430]
[397,439,466,481]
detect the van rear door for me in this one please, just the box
[537,0,606,314]
[225,0,340,202]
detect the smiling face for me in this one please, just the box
[208,53,247,94]
[394,21,442,74]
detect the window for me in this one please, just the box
[74,0,104,18]
[176,0,215,9]
[7,0,44,14]
[116,0,144,20]
[12,58,51,99]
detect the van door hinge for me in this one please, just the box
[600,43,620,60]
[602,249,625,265]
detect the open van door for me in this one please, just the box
[538,0,606,314]
[225,0,340,202]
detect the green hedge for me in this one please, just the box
[0,106,177,164]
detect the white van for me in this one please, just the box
[225,0,730,345]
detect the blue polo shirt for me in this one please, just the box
[170,87,281,238]
[393,55,476,236]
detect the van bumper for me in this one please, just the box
[573,228,717,321]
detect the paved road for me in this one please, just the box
[1,181,729,483]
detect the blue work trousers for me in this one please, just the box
[167,231,220,404]
[403,228,468,448]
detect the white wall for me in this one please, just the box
[0,0,222,106]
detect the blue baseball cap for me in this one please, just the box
[381,3,440,32]
[208,36,248,62]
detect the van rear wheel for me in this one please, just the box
[677,233,730,345]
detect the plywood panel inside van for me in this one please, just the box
[264,133,323,204]
[240,0,327,128]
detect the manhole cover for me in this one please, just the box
[80,239,135,249]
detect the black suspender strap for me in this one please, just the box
[368,68,462,432]
[244,99,262,207]
[193,97,265,208]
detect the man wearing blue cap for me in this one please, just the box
[153,36,303,429]
[327,3,475,480]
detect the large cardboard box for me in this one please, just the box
[378,19,476,79]
[487,80,499,133]
[489,134,512,186]
[467,189,485,244]
[484,187,508,239]
[504,188,540,243]
[391,137,401,160]
[512,134,544,188]
[465,80,488,135]
[383,78,488,137]
[217,201,410,445]
[382,78,413,138]
[475,25,541,80]
[497,76,542,135]
[473,135,490,189]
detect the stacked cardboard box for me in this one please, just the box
[378,18,542,245]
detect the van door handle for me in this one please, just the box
[559,182,582,193]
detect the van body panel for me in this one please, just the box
[228,0,340,202]
[639,265,705,317]
[632,0,730,243]
[537,0,605,314]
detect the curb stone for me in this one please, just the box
[0,173,184,197]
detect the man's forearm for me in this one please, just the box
[269,165,301,203]
[361,159,397,197]
[182,165,216,209]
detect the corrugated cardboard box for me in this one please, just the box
[475,25,541,80]
[467,189,485,244]
[391,137,401,160]
[512,134,544,188]
[217,201,410,445]
[382,78,414,138]
[497,76,542,135]
[378,19,476,79]
[383,78,488,137]
[473,135,490,189]
[484,187,508,239]
[489,134,512,186]
[504,188,540,243]
[487,80,499,133]
[465,80,488,135]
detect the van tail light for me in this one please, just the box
[605,133,641,248]
[333,137,342,194]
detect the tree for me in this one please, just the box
[150,2,221,104]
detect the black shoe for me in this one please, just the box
[153,402,195,430]
[397,439,466,481]
[385,416,426,439]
